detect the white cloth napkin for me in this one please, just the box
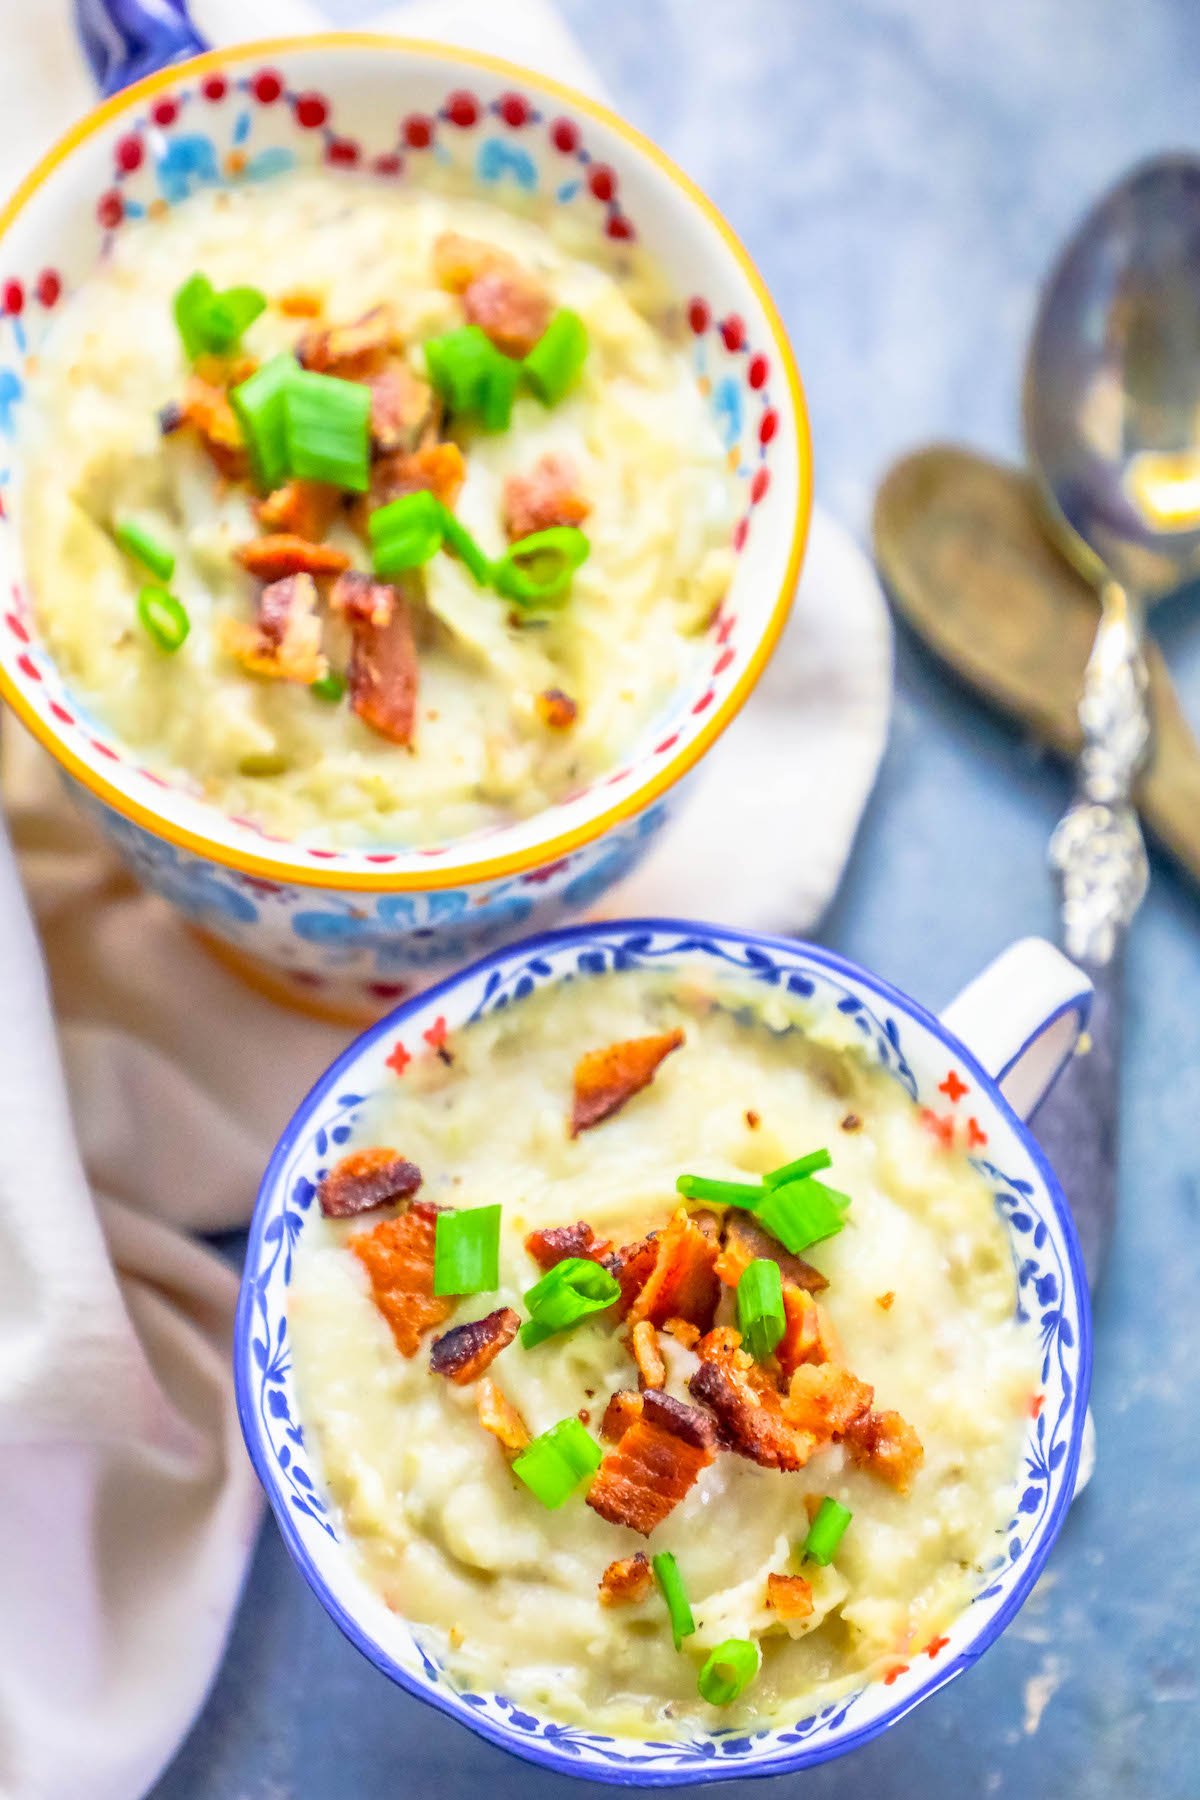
[0,4,892,1797]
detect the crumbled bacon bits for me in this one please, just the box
[464,265,553,357]
[603,1231,661,1317]
[783,1361,874,1439]
[525,1220,613,1271]
[662,1316,700,1350]
[570,1029,685,1136]
[278,287,324,318]
[587,1390,717,1536]
[297,303,399,376]
[218,572,326,684]
[367,441,467,515]
[369,361,439,456]
[235,533,351,582]
[432,232,512,293]
[844,1408,925,1492]
[625,1207,720,1333]
[876,1290,896,1312]
[502,453,591,542]
[715,1211,828,1295]
[430,1307,520,1384]
[476,1377,529,1454]
[688,1328,818,1472]
[351,1200,451,1357]
[318,1147,421,1219]
[535,687,578,731]
[599,1552,653,1607]
[766,1572,814,1621]
[330,571,419,745]
[257,479,340,540]
[600,1388,643,1444]
[630,1319,666,1391]
[174,374,247,479]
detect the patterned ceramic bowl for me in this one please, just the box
[0,6,810,1018]
[235,918,1093,1784]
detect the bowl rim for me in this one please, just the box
[0,31,812,894]
[234,915,1093,1785]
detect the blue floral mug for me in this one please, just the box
[235,919,1092,1784]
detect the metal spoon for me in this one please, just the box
[1022,151,1200,1280]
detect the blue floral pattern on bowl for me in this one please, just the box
[234,920,1091,1785]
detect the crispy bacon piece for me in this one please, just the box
[662,1316,701,1350]
[715,1212,828,1295]
[318,1147,422,1219]
[257,479,341,540]
[630,1320,666,1391]
[330,573,419,745]
[234,533,351,582]
[297,303,399,376]
[432,231,514,293]
[367,441,467,516]
[524,1221,613,1272]
[626,1207,721,1333]
[600,1388,643,1444]
[535,688,578,731]
[783,1362,873,1439]
[278,287,324,318]
[476,1377,529,1454]
[173,374,248,479]
[502,453,591,542]
[463,266,552,357]
[766,1572,814,1622]
[430,1307,520,1384]
[586,1390,717,1537]
[599,1552,653,1607]
[369,361,439,456]
[570,1029,684,1136]
[689,1331,817,1471]
[844,1408,925,1493]
[218,572,326,684]
[603,1232,661,1318]
[351,1200,450,1357]
[775,1288,822,1380]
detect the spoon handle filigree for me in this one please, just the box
[1049,579,1151,965]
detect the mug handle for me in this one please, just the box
[74,0,208,97]
[939,936,1093,1122]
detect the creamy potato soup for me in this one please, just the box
[289,971,1036,1735]
[21,175,736,847]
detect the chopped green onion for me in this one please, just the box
[423,324,520,430]
[522,309,588,405]
[369,490,445,575]
[697,1637,761,1706]
[113,519,175,582]
[492,526,589,609]
[311,670,346,703]
[438,505,493,586]
[283,368,371,493]
[736,1258,786,1362]
[802,1497,852,1566]
[763,1149,832,1188]
[231,353,296,491]
[479,352,520,431]
[753,1176,850,1256]
[173,272,216,360]
[173,272,265,359]
[136,585,189,653]
[433,1204,502,1297]
[519,1255,620,1348]
[676,1174,764,1209]
[652,1552,696,1649]
[512,1417,602,1508]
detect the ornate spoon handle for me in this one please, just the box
[73,0,207,97]
[1049,579,1151,966]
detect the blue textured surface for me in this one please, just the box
[151,2,1200,1795]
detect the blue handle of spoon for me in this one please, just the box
[73,0,208,97]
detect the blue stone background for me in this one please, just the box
[152,2,1200,1794]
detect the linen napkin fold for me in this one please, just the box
[0,4,892,1796]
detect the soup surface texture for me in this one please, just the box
[21,175,735,847]
[288,970,1035,1735]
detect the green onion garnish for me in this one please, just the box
[736,1258,786,1361]
[754,1176,850,1256]
[438,506,493,586]
[113,519,175,582]
[423,325,520,430]
[652,1552,696,1649]
[763,1149,832,1188]
[675,1174,764,1209]
[802,1497,852,1566]
[519,1255,620,1348]
[492,526,589,609]
[480,353,520,432]
[173,271,265,359]
[522,309,588,406]
[136,585,189,653]
[283,368,371,493]
[697,1637,761,1706]
[512,1417,602,1508]
[311,670,346,703]
[433,1204,502,1297]
[368,490,445,576]
[231,353,296,492]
